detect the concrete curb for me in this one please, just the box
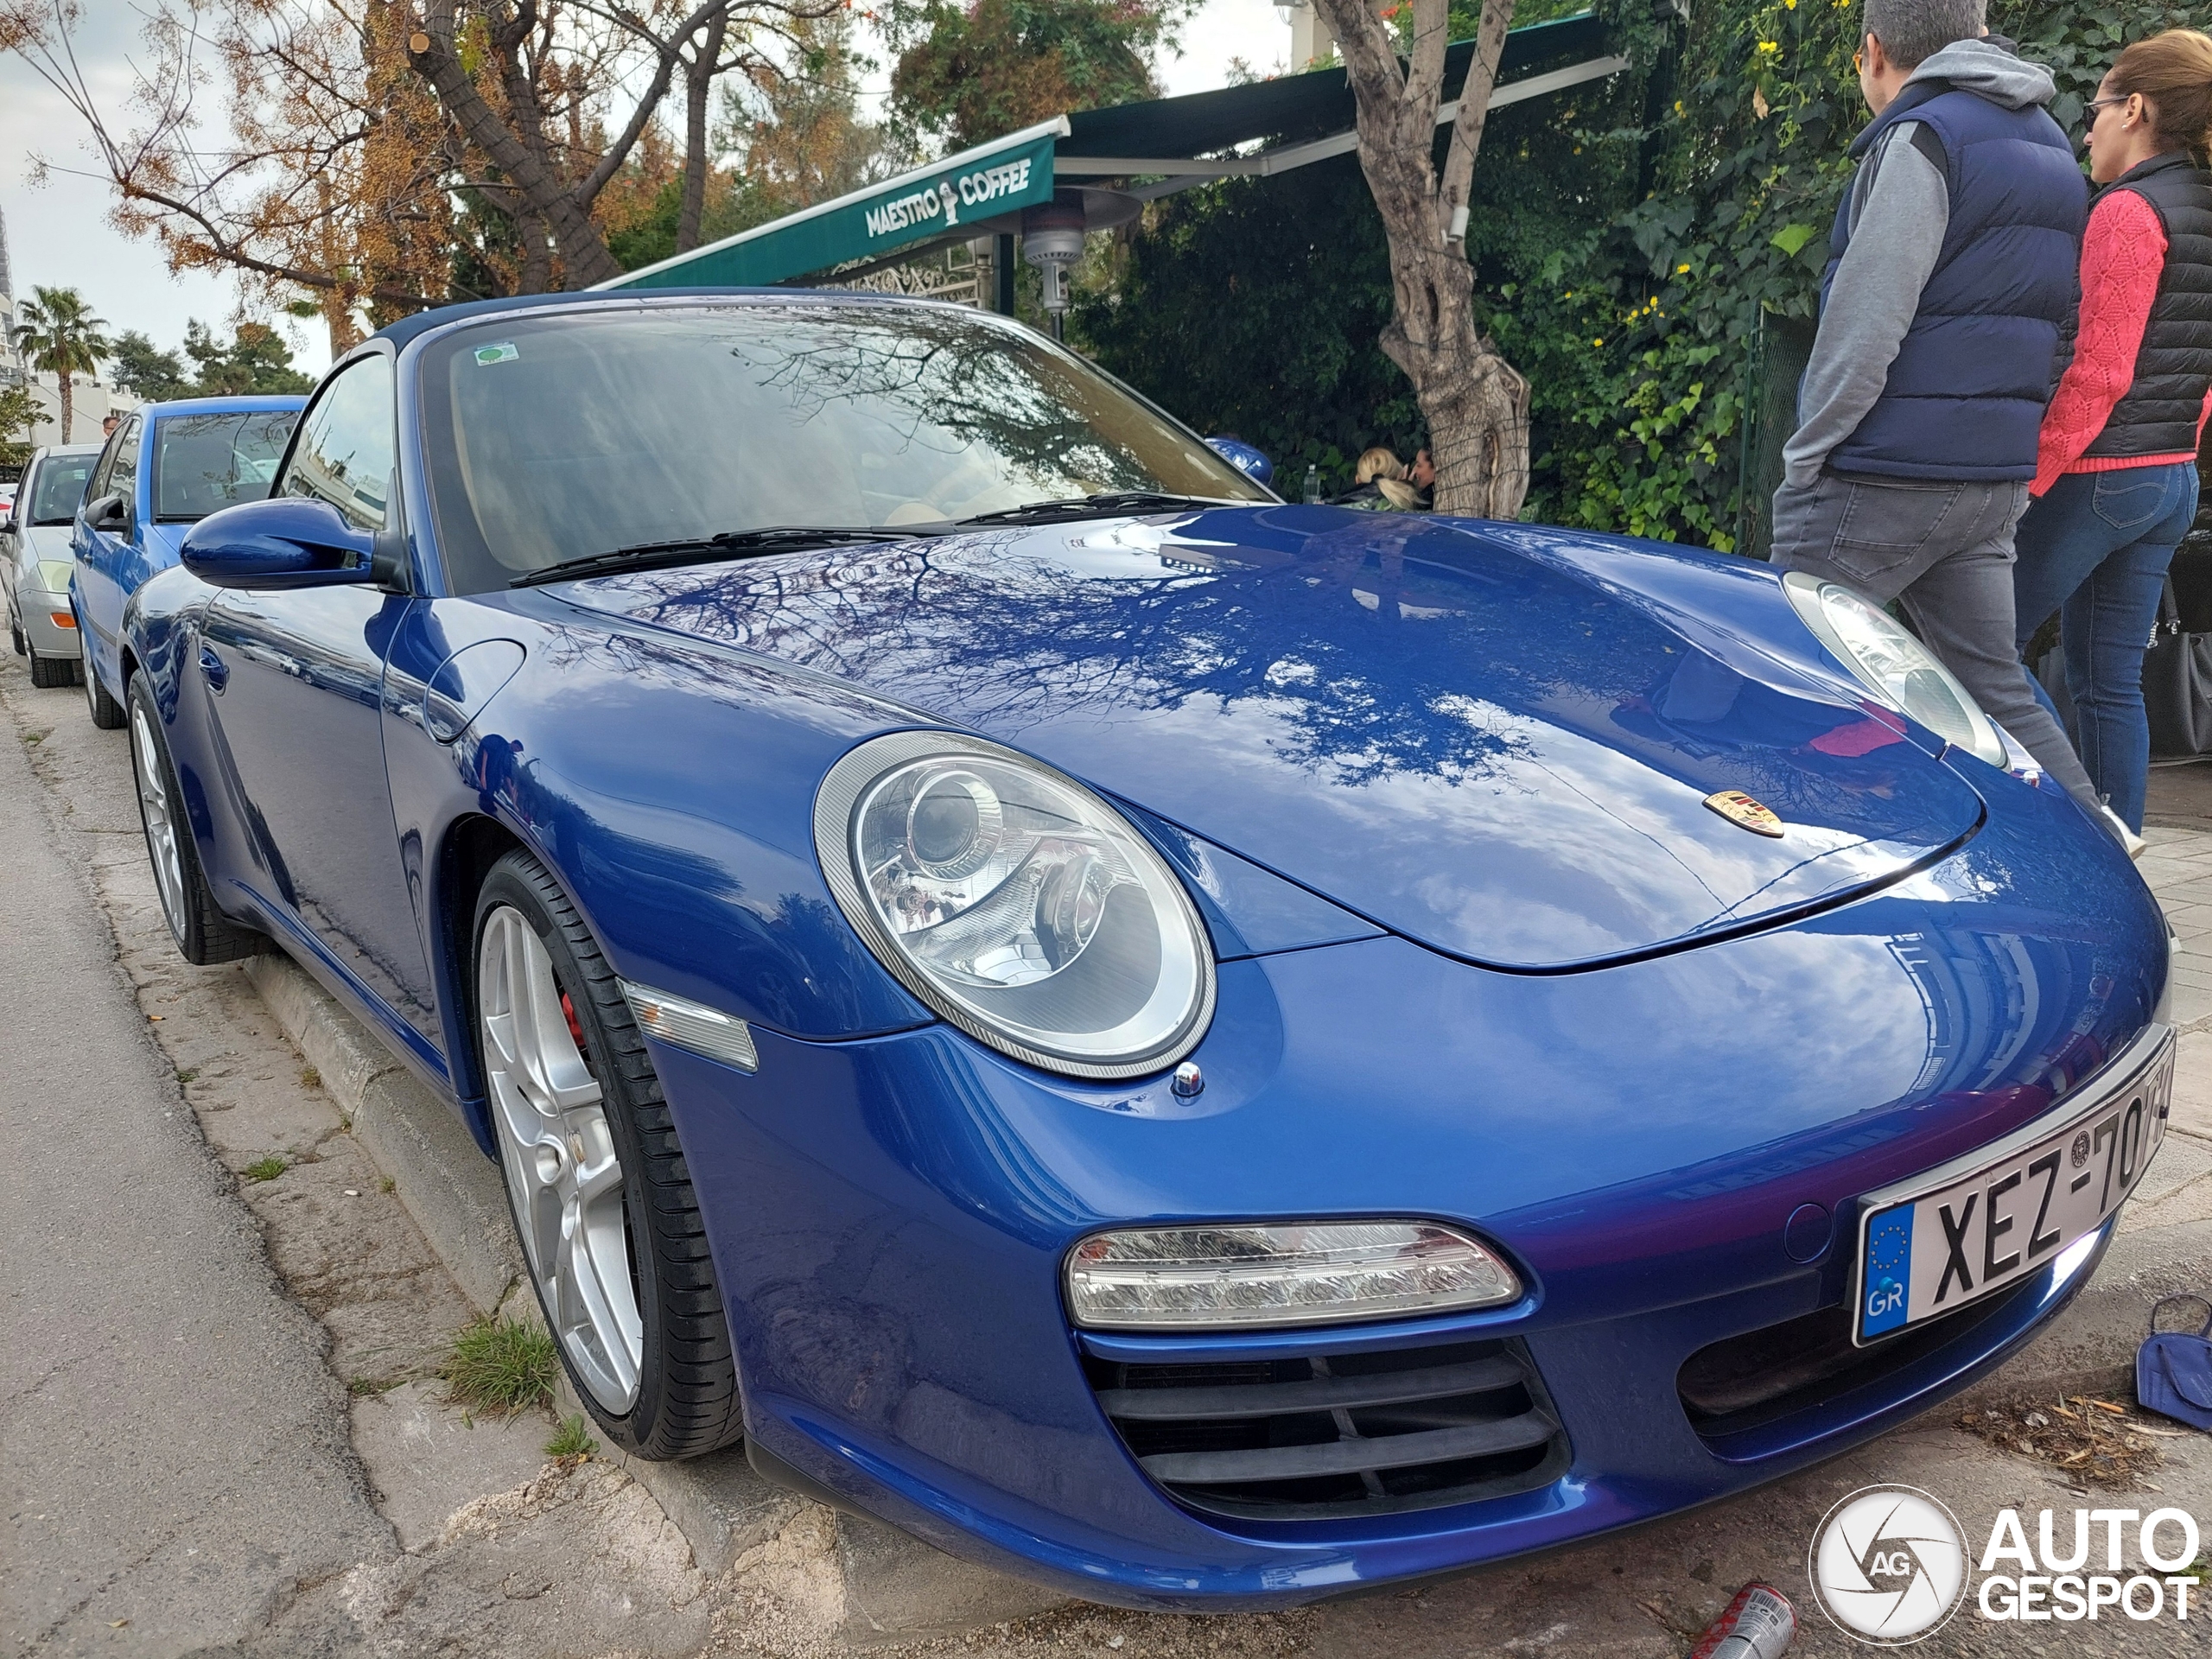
[547,1370,1070,1643]
[549,1370,790,1578]
[243,954,524,1319]
[244,949,1076,1634]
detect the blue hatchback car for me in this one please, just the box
[118,292,2171,1609]
[71,395,303,728]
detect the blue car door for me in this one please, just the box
[71,412,142,691]
[196,354,445,1063]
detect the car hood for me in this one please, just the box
[18,525,78,569]
[565,506,1986,970]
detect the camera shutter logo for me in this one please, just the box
[1808,1485,1968,1644]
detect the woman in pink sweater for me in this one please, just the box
[2012,29,2212,837]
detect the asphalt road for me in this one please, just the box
[0,669,391,1655]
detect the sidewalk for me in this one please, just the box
[0,665,391,1650]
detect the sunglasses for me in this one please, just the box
[2085,94,2131,117]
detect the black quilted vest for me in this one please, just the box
[2083,152,2212,459]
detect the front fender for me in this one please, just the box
[386,600,938,1111]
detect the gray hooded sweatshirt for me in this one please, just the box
[1780,41,2064,490]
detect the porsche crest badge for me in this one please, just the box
[1703,790,1785,837]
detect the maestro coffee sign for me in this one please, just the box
[609,120,1064,293]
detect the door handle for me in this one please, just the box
[199,645,230,692]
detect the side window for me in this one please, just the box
[86,420,130,504]
[107,416,142,507]
[282,356,396,531]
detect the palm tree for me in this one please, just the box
[10,287,113,442]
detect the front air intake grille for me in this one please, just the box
[1085,1338,1567,1520]
[1678,1280,2031,1443]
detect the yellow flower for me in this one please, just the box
[1758,40,1779,52]
[1592,338,1605,347]
[1676,262,1692,274]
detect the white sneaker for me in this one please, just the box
[2101,804,2147,861]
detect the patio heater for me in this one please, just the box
[1020,190,1138,339]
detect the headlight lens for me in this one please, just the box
[1782,571,2006,767]
[1065,1223,1522,1330]
[814,731,1214,1078]
[37,560,74,594]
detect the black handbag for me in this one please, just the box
[2141,576,2212,756]
[2038,575,2212,757]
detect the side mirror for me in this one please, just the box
[1205,436,1274,487]
[181,497,378,590]
[85,493,129,534]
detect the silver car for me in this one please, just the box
[4,444,102,687]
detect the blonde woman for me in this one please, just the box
[1340,447,1426,512]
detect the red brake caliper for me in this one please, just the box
[560,991,590,1063]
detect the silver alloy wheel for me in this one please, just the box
[478,905,644,1412]
[131,701,188,941]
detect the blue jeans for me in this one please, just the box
[2013,462,2202,831]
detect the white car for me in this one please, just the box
[4,443,102,686]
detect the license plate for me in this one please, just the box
[1853,1027,2174,1344]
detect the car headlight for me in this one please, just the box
[814,731,1215,1079]
[37,561,75,594]
[1065,1223,1522,1329]
[1781,572,2007,767]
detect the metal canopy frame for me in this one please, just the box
[1055,53,1631,203]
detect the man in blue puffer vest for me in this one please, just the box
[1772,0,2122,836]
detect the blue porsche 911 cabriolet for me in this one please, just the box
[120,290,2171,1609]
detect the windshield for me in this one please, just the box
[29,454,99,524]
[419,302,1271,593]
[154,410,300,522]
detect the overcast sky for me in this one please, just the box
[1,0,1287,383]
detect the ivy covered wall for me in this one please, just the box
[1077,0,2202,550]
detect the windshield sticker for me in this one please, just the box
[474,342,520,366]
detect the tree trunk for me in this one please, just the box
[408,0,626,288]
[518,212,554,295]
[1379,248,1529,520]
[58,372,73,443]
[1307,0,1530,519]
[678,10,728,253]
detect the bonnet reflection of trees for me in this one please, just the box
[732,308,1166,495]
[596,508,1984,814]
[603,512,1561,790]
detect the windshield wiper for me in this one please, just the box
[512,525,917,588]
[951,492,1232,527]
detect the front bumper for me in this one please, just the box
[642,760,2165,1610]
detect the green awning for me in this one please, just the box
[597,118,1067,292]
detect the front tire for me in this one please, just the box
[127,677,265,964]
[474,851,743,1459]
[86,657,125,728]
